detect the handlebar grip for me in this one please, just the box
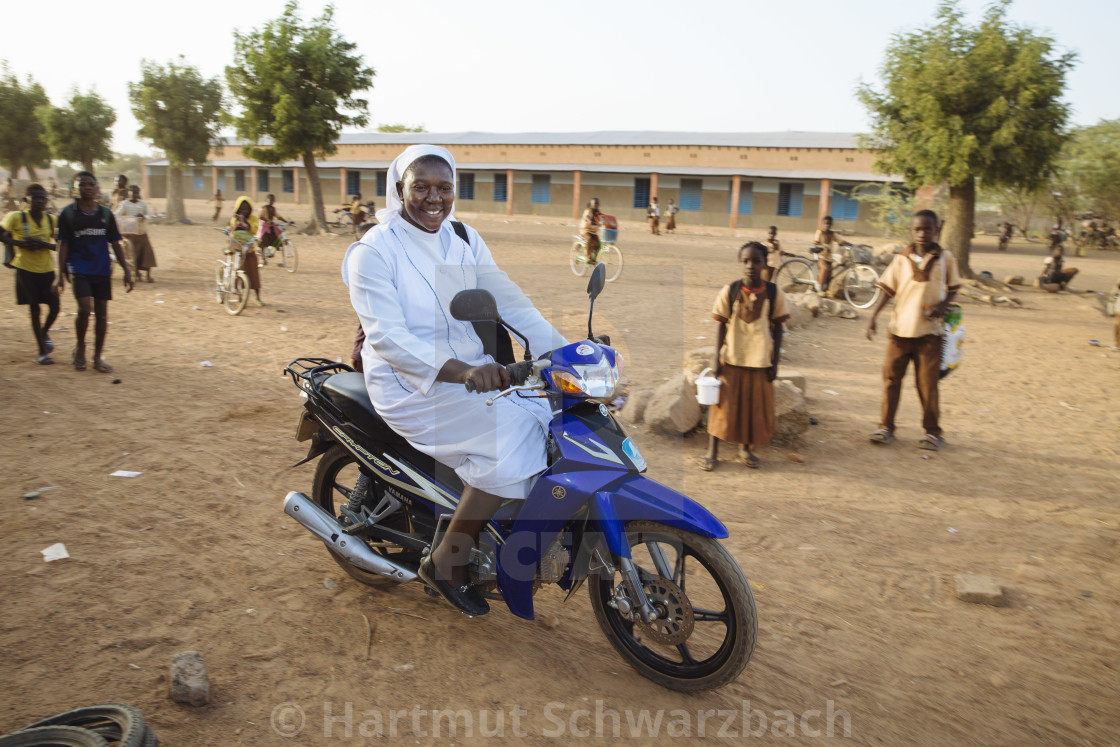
[465,379,476,393]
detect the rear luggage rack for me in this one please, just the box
[285,357,355,397]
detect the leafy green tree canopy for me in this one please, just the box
[0,62,51,180]
[225,1,375,232]
[37,89,116,174]
[858,0,1075,275]
[1060,119,1120,222]
[377,123,426,133]
[129,57,225,221]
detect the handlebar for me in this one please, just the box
[464,359,550,404]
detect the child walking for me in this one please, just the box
[701,242,789,471]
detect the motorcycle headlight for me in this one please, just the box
[554,355,620,399]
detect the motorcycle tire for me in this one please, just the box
[20,704,147,747]
[589,520,757,692]
[311,443,417,587]
[0,727,110,746]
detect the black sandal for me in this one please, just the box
[418,555,489,617]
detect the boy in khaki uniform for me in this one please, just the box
[866,210,960,451]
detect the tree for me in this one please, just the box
[1059,119,1120,222]
[37,90,116,174]
[377,123,425,133]
[0,63,51,180]
[129,58,225,222]
[226,1,374,234]
[858,0,1075,277]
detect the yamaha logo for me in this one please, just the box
[599,404,609,417]
[551,486,566,500]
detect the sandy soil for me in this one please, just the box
[2,200,1118,745]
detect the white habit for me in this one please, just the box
[342,217,567,498]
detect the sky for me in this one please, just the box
[3,0,1117,158]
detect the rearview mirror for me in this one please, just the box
[450,289,499,322]
[587,261,606,301]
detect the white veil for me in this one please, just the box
[375,144,457,225]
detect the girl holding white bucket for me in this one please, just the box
[700,242,790,471]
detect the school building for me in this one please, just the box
[141,131,901,233]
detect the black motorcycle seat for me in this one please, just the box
[320,372,465,495]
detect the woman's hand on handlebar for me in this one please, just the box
[462,362,510,393]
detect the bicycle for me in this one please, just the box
[258,221,298,273]
[570,219,623,282]
[214,228,256,315]
[773,244,881,309]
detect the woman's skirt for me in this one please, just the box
[706,364,775,447]
[127,234,157,271]
[242,249,261,290]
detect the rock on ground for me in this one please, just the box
[619,386,655,425]
[645,374,702,434]
[170,651,211,706]
[955,575,1005,606]
[773,379,810,443]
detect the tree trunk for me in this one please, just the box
[83,158,94,175]
[299,151,328,235]
[165,166,189,223]
[945,179,976,279]
[27,165,38,181]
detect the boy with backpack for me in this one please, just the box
[54,171,133,373]
[700,241,789,471]
[1,184,59,364]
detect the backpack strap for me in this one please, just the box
[727,279,778,323]
[451,220,516,365]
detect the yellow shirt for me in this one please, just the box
[878,244,962,338]
[712,282,790,367]
[2,210,56,274]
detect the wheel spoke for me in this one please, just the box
[675,642,699,665]
[691,607,729,624]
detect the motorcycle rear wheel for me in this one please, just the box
[589,520,756,691]
[312,444,416,587]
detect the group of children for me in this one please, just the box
[701,210,961,470]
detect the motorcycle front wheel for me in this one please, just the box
[589,520,756,691]
[312,443,418,587]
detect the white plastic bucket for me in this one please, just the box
[695,368,721,405]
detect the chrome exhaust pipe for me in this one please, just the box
[283,492,417,583]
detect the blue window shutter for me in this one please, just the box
[458,173,475,200]
[778,183,803,217]
[376,171,387,197]
[282,170,294,194]
[531,174,550,204]
[493,173,507,202]
[633,178,650,209]
[831,186,859,221]
[346,170,361,196]
[234,170,245,192]
[257,170,269,192]
[679,179,702,211]
[728,180,753,214]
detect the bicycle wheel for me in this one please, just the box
[214,260,227,303]
[843,264,881,309]
[226,271,250,315]
[570,241,589,277]
[281,239,297,273]
[773,258,816,294]
[599,244,623,282]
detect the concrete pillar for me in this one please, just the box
[818,178,831,224]
[572,170,582,220]
[251,166,258,204]
[650,173,659,203]
[729,175,742,229]
[294,167,300,205]
[211,165,218,197]
[506,169,514,216]
[141,164,150,199]
[339,167,347,206]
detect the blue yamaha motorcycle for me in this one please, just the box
[282,264,756,691]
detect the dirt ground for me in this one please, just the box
[2,199,1118,745]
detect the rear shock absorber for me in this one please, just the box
[348,473,372,514]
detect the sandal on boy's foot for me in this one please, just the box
[869,428,895,445]
[698,455,717,472]
[743,453,761,469]
[92,359,114,374]
[36,354,54,366]
[71,348,86,371]
[417,556,489,617]
[919,434,945,451]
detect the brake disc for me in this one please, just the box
[635,575,694,645]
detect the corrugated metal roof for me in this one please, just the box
[145,159,898,183]
[214,130,865,149]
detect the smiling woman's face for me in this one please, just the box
[398,158,454,233]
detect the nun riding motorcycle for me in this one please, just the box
[282,264,757,691]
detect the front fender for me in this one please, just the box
[590,474,728,556]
